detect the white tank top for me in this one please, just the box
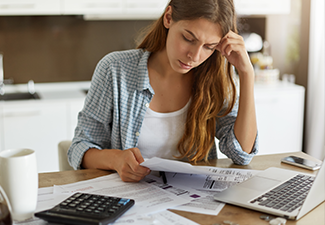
[137,100,190,159]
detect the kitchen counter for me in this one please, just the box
[0,81,90,103]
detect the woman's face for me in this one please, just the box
[163,7,223,74]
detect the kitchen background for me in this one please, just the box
[0,0,303,84]
[0,0,324,172]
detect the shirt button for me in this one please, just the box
[145,103,149,108]
[135,132,140,136]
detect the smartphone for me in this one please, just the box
[281,156,321,170]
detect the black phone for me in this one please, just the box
[281,155,321,170]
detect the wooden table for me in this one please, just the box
[39,152,324,225]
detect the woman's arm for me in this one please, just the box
[216,31,257,154]
[68,52,150,182]
[82,147,150,182]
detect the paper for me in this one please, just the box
[36,187,70,213]
[16,160,261,225]
[141,157,214,175]
[141,157,251,177]
[53,173,190,216]
[144,175,225,215]
[165,169,260,191]
[114,210,199,225]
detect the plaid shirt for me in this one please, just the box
[68,49,258,169]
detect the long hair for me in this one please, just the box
[137,0,237,163]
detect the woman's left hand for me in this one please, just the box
[216,31,254,77]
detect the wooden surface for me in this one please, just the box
[39,152,324,225]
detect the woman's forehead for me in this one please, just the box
[176,18,223,43]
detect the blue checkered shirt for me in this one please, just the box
[68,49,258,169]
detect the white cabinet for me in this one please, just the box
[0,82,88,173]
[62,0,124,15]
[72,0,169,20]
[67,99,84,140]
[0,0,61,15]
[217,82,305,158]
[0,101,68,172]
[234,0,291,15]
[0,0,169,18]
[0,0,291,17]
[254,83,305,155]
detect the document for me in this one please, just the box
[141,157,217,175]
[114,210,199,225]
[18,174,198,225]
[18,158,261,225]
[144,175,225,215]
[53,173,190,216]
[141,157,257,178]
[165,169,260,191]
[36,187,70,213]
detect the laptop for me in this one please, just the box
[214,158,325,220]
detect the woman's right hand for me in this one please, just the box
[112,147,151,182]
[82,147,150,182]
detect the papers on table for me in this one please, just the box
[165,169,260,192]
[144,174,225,215]
[20,157,261,225]
[53,174,190,216]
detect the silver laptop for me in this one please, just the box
[214,158,324,220]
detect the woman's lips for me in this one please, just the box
[179,60,192,70]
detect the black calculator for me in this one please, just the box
[35,192,135,225]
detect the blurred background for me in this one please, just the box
[0,0,323,172]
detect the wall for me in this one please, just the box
[0,16,153,84]
[265,0,311,152]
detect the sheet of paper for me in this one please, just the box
[165,169,260,191]
[141,157,254,178]
[14,217,49,225]
[53,173,191,216]
[36,187,70,213]
[141,157,215,175]
[114,210,199,225]
[144,175,225,216]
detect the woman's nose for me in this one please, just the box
[187,46,200,62]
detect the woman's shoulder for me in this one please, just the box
[100,49,147,66]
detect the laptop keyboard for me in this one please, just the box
[250,174,314,212]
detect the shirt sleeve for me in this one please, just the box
[215,98,259,165]
[68,57,113,169]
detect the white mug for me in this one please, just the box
[0,148,38,221]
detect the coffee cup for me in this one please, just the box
[0,148,38,221]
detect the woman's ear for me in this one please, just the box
[163,6,173,29]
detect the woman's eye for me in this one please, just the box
[183,35,193,42]
[205,45,215,51]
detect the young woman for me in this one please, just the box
[68,0,258,182]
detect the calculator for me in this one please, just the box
[35,192,135,225]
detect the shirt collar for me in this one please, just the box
[137,50,155,94]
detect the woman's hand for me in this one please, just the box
[112,148,151,182]
[82,147,151,182]
[216,31,254,77]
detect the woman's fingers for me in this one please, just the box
[217,31,245,56]
[216,31,253,75]
[115,148,150,182]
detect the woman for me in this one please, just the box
[68,0,258,182]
